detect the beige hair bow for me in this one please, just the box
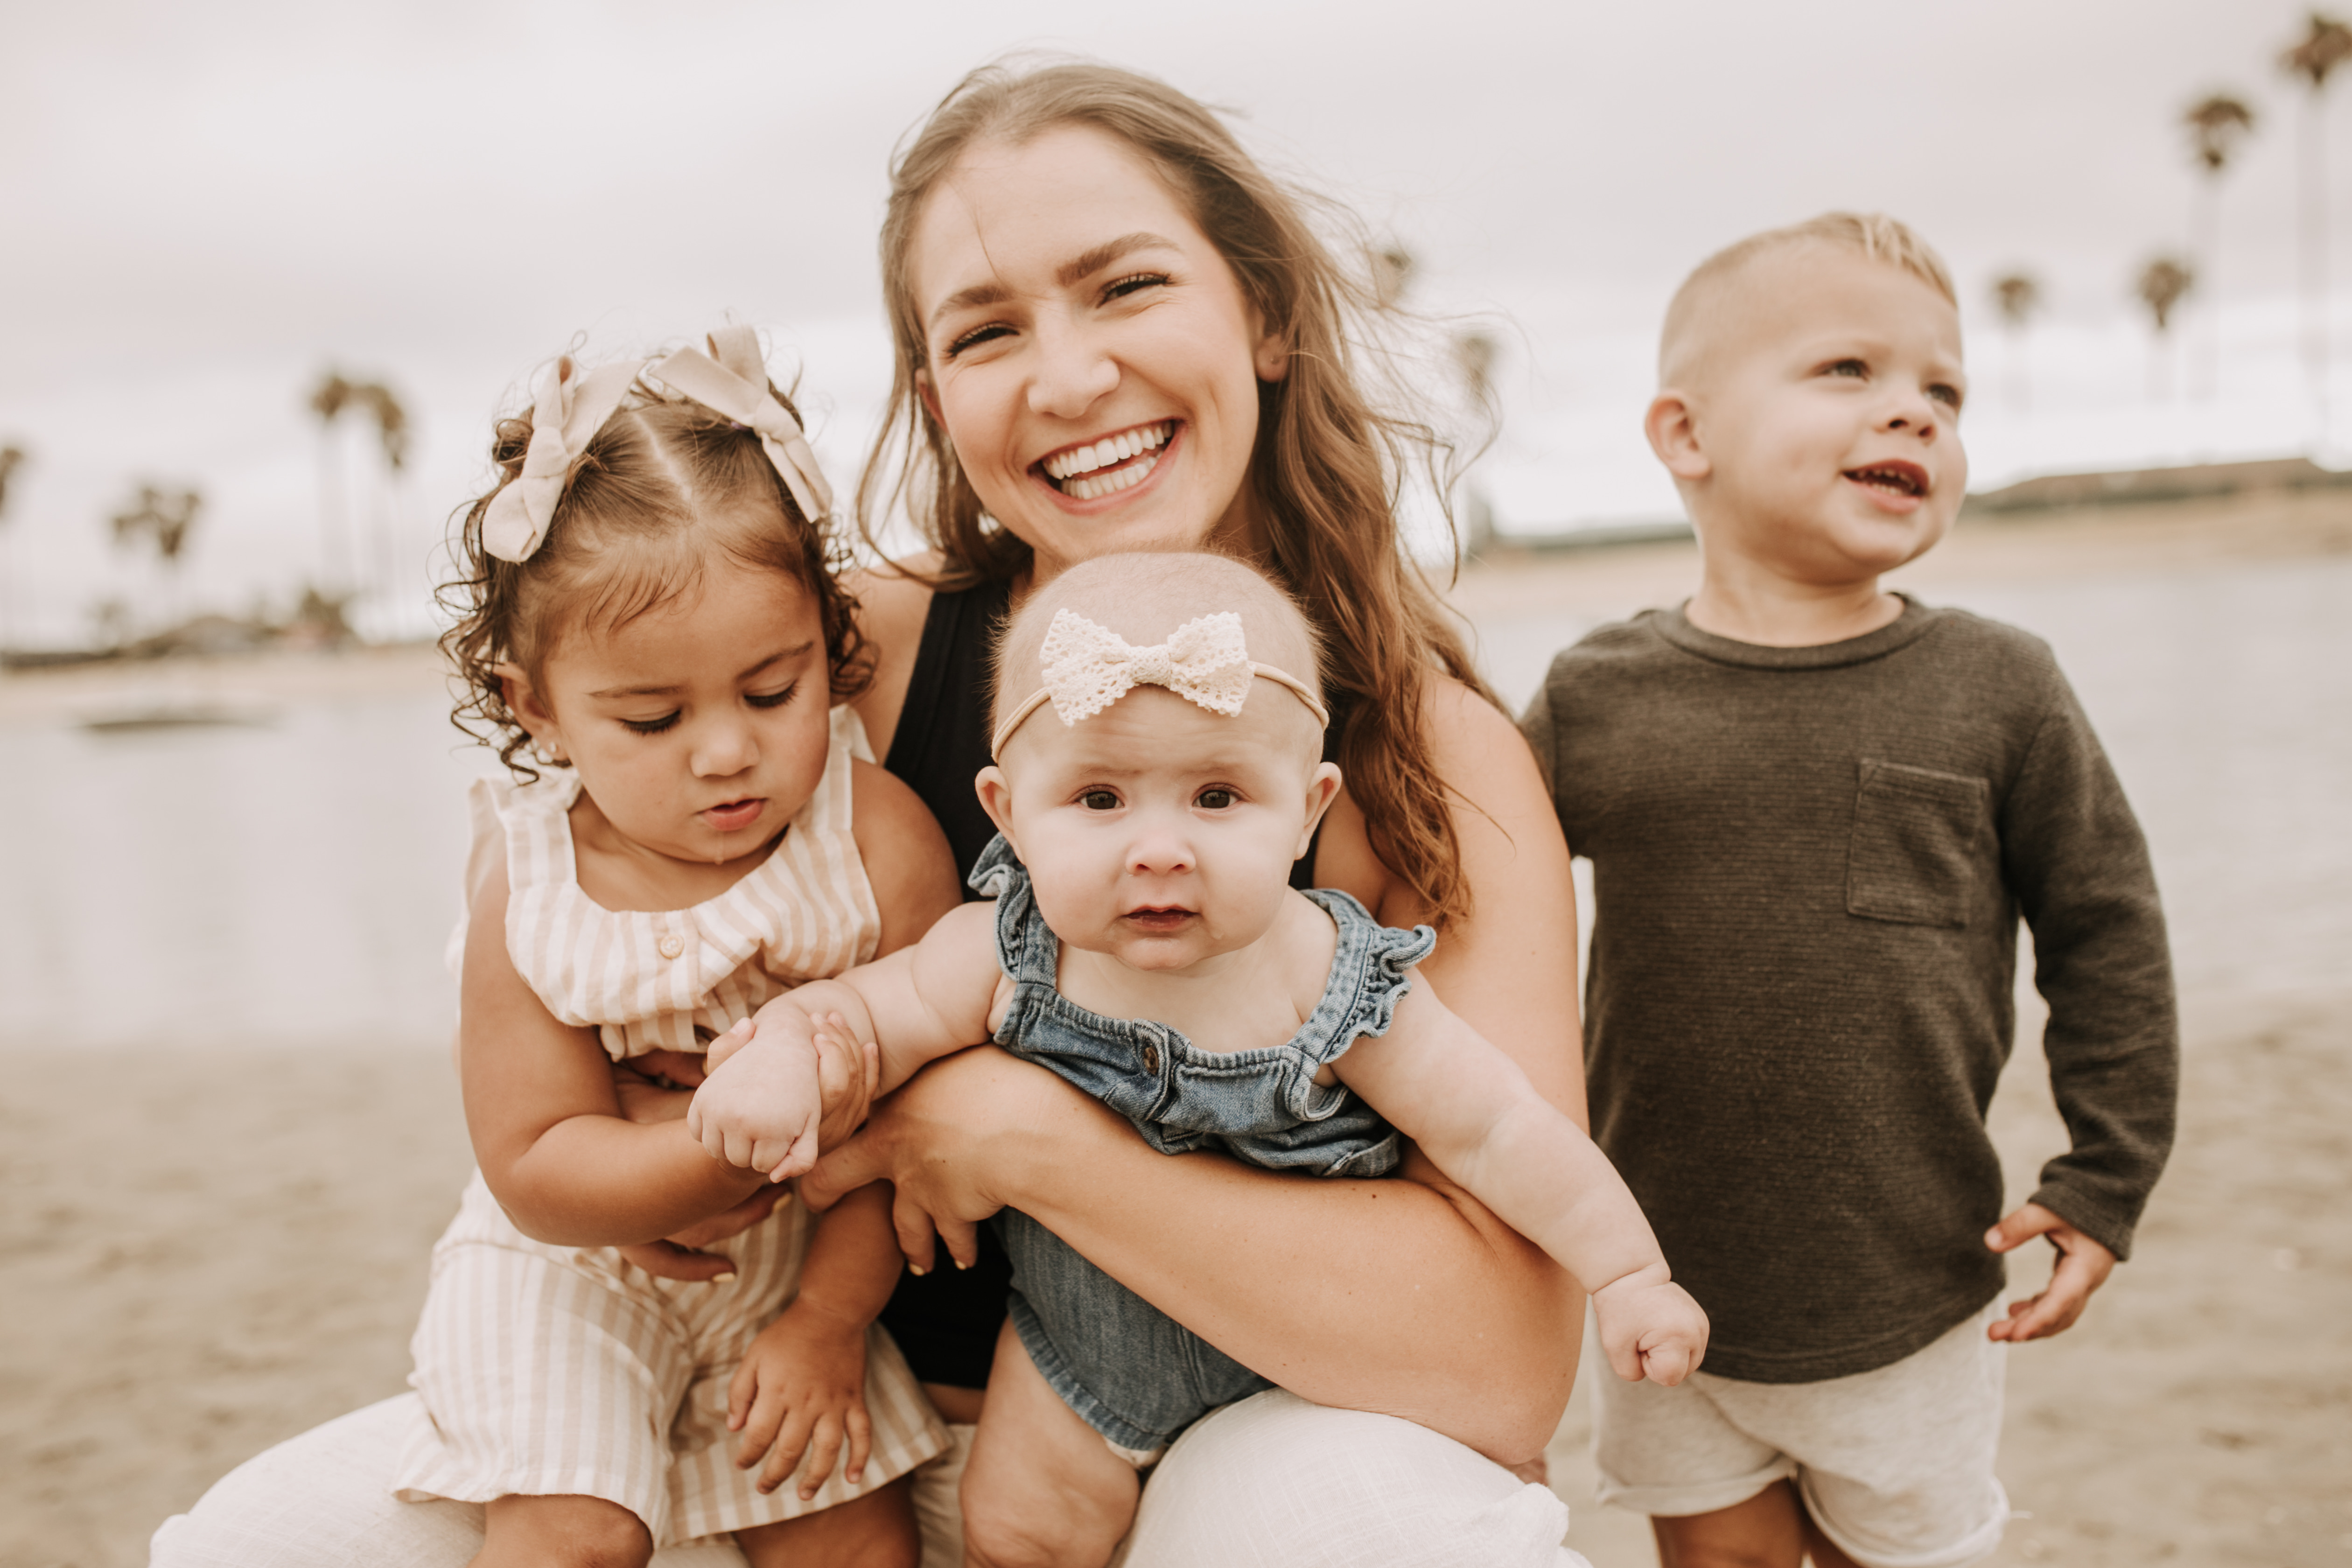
[480,326,833,565]
[991,609,1330,756]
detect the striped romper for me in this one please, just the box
[395,707,949,1546]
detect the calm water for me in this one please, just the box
[2,555,2345,1050]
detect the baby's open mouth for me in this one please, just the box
[1123,905,1196,929]
[1844,462,1929,498]
[1039,420,1175,501]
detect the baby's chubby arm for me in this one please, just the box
[687,901,1006,1178]
[1335,980,1710,1386]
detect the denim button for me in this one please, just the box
[1143,1041,1161,1074]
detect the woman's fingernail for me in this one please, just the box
[954,1257,971,1270]
[908,1264,927,1277]
[713,1271,737,1284]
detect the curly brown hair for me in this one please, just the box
[441,363,872,780]
[859,60,1496,927]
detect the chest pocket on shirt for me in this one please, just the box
[1846,760,1991,928]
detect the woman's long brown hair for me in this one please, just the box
[861,60,1497,928]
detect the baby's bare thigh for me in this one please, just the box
[478,1493,652,1568]
[961,1323,1139,1568]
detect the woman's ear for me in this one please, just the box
[1295,761,1343,859]
[1253,324,1291,384]
[1645,391,1710,481]
[974,765,1019,855]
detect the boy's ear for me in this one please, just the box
[974,766,1019,856]
[1295,761,1343,860]
[1645,392,1711,481]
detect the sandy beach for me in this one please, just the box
[4,490,2348,1568]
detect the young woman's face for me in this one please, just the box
[507,550,834,870]
[908,125,1290,582]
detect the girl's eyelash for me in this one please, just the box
[746,682,799,710]
[621,712,680,735]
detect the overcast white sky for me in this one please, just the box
[0,0,2340,645]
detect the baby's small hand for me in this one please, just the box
[1591,1266,1710,1387]
[686,1014,825,1181]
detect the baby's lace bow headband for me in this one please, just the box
[481,326,834,564]
[990,609,1330,757]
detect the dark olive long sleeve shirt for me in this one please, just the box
[1520,599,2177,1382]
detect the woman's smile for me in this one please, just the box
[1037,419,1178,502]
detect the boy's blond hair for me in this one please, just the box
[1661,212,1957,384]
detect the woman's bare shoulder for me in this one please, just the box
[848,756,961,953]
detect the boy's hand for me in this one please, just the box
[728,1300,874,1499]
[1590,1267,1710,1386]
[1985,1201,2115,1341]
[688,1014,826,1180]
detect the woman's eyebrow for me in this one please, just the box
[927,231,1178,332]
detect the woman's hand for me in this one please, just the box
[801,1046,1082,1272]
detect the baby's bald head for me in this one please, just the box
[991,552,1325,753]
[1660,212,1956,391]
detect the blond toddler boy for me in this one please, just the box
[1519,214,2178,1568]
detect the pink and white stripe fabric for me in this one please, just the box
[479,705,882,1060]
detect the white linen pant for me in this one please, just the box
[151,1388,1591,1567]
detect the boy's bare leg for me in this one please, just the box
[475,1494,652,1568]
[959,1322,1139,1568]
[1652,1480,1863,1568]
[737,1477,919,1568]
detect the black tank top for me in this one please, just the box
[875,580,1328,1386]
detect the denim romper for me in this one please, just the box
[969,834,1437,1457]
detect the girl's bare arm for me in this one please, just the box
[460,864,773,1245]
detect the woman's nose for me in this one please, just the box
[1026,316,1119,420]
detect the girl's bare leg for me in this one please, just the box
[475,1494,651,1568]
[737,1476,920,1568]
[959,1323,1139,1568]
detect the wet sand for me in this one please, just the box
[5,489,2348,1567]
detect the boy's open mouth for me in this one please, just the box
[1844,462,1930,498]
[1038,420,1176,501]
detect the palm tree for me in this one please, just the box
[0,444,26,658]
[108,483,203,638]
[2282,14,2352,443]
[308,371,356,595]
[1370,244,1416,309]
[2182,93,2258,399]
[349,380,411,623]
[1450,330,1499,560]
[1989,272,2043,413]
[2136,256,2197,400]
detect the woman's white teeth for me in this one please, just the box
[1043,422,1171,483]
[1064,451,1160,501]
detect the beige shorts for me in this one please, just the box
[394,1172,948,1547]
[1593,1304,2008,1568]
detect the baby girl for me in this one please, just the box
[691,549,1708,1566]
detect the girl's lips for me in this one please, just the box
[701,798,766,833]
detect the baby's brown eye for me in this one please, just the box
[1081,790,1120,811]
[1196,788,1236,810]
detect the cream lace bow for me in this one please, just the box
[991,609,1330,756]
[482,327,833,564]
